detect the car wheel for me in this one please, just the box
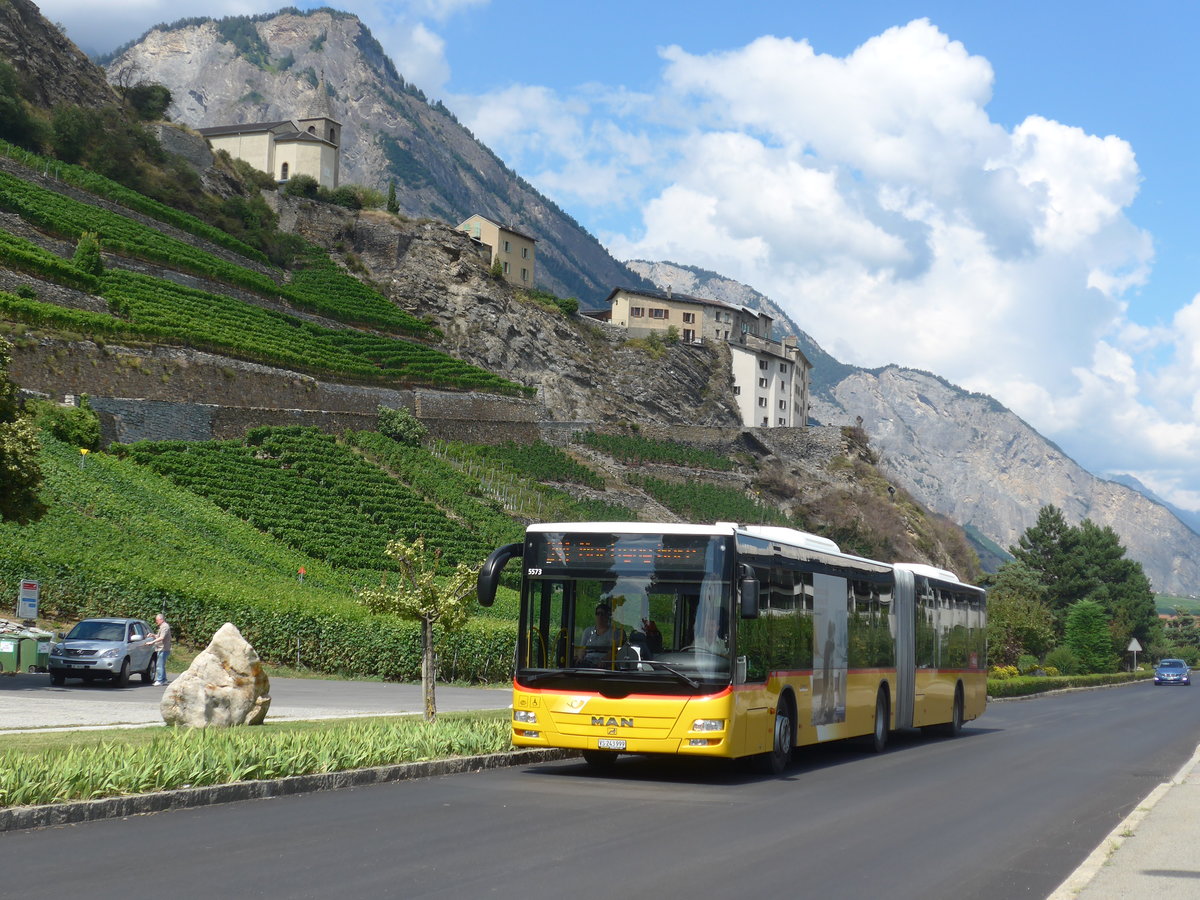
[759,696,795,774]
[114,658,130,688]
[50,669,65,686]
[141,653,156,684]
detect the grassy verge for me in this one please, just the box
[0,710,512,808]
[987,671,1152,698]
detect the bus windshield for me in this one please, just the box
[519,531,733,692]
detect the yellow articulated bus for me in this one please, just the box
[477,522,986,774]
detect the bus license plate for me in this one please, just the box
[597,739,626,750]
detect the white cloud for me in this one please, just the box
[462,18,1200,509]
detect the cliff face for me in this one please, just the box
[270,197,743,427]
[634,265,1200,596]
[822,368,1200,596]
[0,0,118,108]
[107,9,651,305]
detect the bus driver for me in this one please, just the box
[576,602,623,665]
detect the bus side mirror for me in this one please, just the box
[739,565,760,619]
[478,542,522,607]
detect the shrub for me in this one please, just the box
[987,671,1147,698]
[28,396,101,450]
[489,257,504,280]
[283,174,320,199]
[72,232,104,276]
[1044,645,1080,675]
[377,405,427,446]
[125,82,172,121]
[1016,653,1040,675]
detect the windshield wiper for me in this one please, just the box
[634,660,701,689]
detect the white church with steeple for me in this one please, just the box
[199,77,341,188]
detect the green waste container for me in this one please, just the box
[34,634,51,672]
[0,634,18,675]
[17,635,43,673]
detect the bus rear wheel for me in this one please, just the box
[941,687,964,736]
[868,689,889,753]
[582,749,618,769]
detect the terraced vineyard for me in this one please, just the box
[630,474,788,526]
[576,430,736,471]
[0,139,268,262]
[344,430,523,550]
[122,427,498,572]
[0,168,431,336]
[0,228,99,292]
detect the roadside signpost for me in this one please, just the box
[17,580,38,620]
[1127,637,1143,671]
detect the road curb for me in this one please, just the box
[0,747,578,833]
[1045,741,1200,899]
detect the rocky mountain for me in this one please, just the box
[630,265,1200,597]
[0,0,117,109]
[1108,473,1200,539]
[105,7,653,305]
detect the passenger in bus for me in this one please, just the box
[690,607,728,656]
[575,603,625,665]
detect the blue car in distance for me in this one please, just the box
[1153,658,1191,686]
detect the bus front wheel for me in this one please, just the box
[582,749,618,769]
[759,699,794,775]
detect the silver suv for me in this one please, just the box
[48,618,157,687]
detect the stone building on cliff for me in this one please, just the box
[602,286,811,428]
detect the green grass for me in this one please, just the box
[0,710,513,807]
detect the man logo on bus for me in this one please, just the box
[592,716,634,727]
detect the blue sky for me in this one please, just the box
[36,0,1200,512]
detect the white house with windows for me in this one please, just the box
[602,285,811,428]
[457,214,538,288]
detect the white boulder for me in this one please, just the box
[161,622,271,727]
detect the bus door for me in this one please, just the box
[812,573,847,730]
[892,567,916,729]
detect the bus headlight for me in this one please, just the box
[514,710,538,724]
[691,719,725,732]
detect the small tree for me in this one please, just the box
[985,561,1055,665]
[386,180,399,214]
[377,404,427,446]
[359,538,474,721]
[0,337,43,523]
[125,82,172,121]
[489,256,505,280]
[72,232,104,277]
[1064,599,1116,674]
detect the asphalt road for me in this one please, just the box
[2,682,1198,900]
[0,672,512,730]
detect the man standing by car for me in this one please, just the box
[149,613,172,685]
